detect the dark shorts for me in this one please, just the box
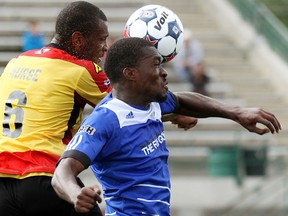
[0,176,102,216]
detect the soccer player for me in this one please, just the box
[52,37,281,215]
[0,2,198,215]
[0,1,110,215]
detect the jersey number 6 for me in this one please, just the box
[2,90,27,138]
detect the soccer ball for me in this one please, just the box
[124,5,184,63]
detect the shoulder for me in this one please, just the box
[159,91,179,114]
[87,97,120,127]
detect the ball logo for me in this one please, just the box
[154,11,169,31]
[172,25,180,34]
[142,10,154,19]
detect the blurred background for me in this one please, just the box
[1,0,288,215]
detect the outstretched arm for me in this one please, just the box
[174,91,281,135]
[51,158,102,213]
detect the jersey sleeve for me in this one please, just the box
[159,91,179,114]
[75,63,112,107]
[60,107,116,168]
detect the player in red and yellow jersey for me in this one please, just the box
[0,45,110,178]
[0,1,110,215]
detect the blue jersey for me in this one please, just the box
[61,91,179,215]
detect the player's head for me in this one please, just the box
[104,37,168,104]
[104,37,153,83]
[53,1,109,63]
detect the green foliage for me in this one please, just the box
[259,0,288,27]
[228,0,288,62]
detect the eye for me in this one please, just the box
[154,58,162,67]
[154,62,161,67]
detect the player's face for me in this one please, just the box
[81,19,109,63]
[136,46,168,103]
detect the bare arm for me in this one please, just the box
[51,158,102,213]
[162,113,198,131]
[174,91,281,135]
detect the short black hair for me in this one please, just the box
[55,1,107,42]
[104,37,153,83]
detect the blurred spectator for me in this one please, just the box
[22,20,44,51]
[173,29,210,95]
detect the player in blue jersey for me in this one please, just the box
[52,37,281,215]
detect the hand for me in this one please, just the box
[74,185,102,213]
[235,107,281,135]
[170,115,198,131]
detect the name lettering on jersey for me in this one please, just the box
[141,131,165,156]
[9,67,42,82]
[78,125,96,135]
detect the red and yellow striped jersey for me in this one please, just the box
[0,45,111,179]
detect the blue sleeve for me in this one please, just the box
[61,107,117,168]
[159,91,179,114]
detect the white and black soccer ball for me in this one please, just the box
[124,5,184,63]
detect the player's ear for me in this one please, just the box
[71,31,84,49]
[123,67,137,81]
